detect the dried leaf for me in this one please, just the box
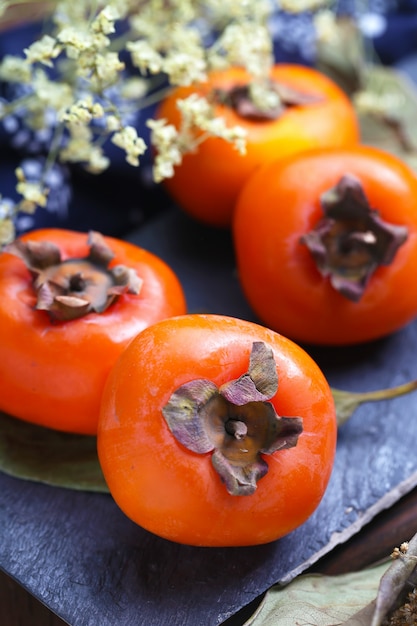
[370,533,417,626]
[341,534,417,626]
[0,410,108,492]
[332,379,417,427]
[356,66,417,173]
[341,602,378,626]
[244,561,390,626]
[315,17,366,95]
[243,534,417,625]
[316,17,417,172]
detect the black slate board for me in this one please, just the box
[1,206,417,626]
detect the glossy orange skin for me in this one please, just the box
[0,228,186,434]
[233,145,417,346]
[156,64,360,227]
[98,314,337,547]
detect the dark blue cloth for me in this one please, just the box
[0,21,169,237]
[0,5,416,237]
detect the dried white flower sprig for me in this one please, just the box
[0,0,287,244]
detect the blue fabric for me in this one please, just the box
[0,5,416,237]
[0,21,166,237]
[373,11,417,64]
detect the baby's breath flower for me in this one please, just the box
[0,0,282,238]
[60,125,109,172]
[15,167,49,210]
[24,35,61,67]
[249,81,281,112]
[161,25,207,85]
[0,197,16,247]
[57,26,95,58]
[20,70,72,131]
[175,93,247,152]
[148,93,247,183]
[221,124,247,154]
[280,0,331,13]
[91,5,120,36]
[94,51,125,87]
[31,69,73,114]
[128,11,157,40]
[0,196,14,221]
[147,118,182,182]
[85,146,111,174]
[119,77,149,100]
[111,125,147,166]
[0,218,14,246]
[152,153,179,181]
[128,19,208,85]
[201,114,247,153]
[60,97,105,124]
[162,53,207,86]
[205,0,272,24]
[106,115,122,132]
[0,55,32,83]
[127,40,164,75]
[129,1,197,42]
[176,93,213,127]
[314,10,339,44]
[52,0,91,27]
[211,22,273,79]
[60,123,95,163]
[147,118,180,150]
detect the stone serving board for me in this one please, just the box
[1,206,417,626]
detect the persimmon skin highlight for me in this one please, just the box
[0,228,187,434]
[156,64,360,228]
[98,314,337,547]
[233,145,417,346]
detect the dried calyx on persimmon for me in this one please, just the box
[301,174,408,301]
[5,230,142,321]
[162,341,303,496]
[213,80,321,121]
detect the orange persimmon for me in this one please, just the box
[155,64,360,227]
[233,145,417,345]
[0,228,186,434]
[98,314,337,546]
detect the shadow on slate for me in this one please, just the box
[1,206,417,626]
[127,205,257,320]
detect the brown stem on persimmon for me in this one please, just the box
[5,231,142,321]
[300,174,408,301]
[162,341,303,496]
[213,80,321,121]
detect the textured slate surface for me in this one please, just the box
[1,207,417,626]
